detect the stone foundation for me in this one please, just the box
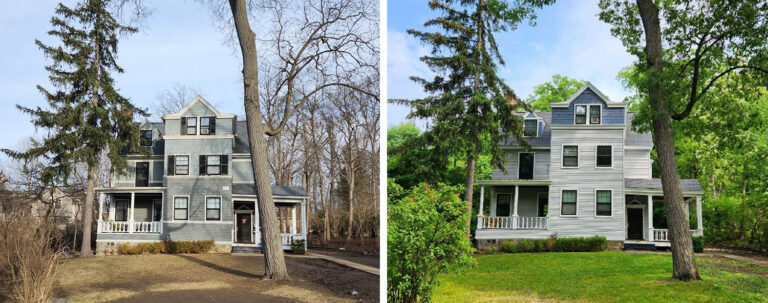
[607,240,624,251]
[210,243,232,253]
[476,238,625,252]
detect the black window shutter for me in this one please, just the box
[221,155,228,175]
[199,155,207,175]
[168,155,175,175]
[210,117,216,135]
[181,118,187,135]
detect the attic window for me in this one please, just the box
[181,117,197,135]
[140,130,152,146]
[523,119,538,137]
[575,105,587,124]
[590,105,601,124]
[200,117,216,135]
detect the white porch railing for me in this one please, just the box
[651,228,703,241]
[281,233,303,246]
[479,216,547,230]
[100,221,161,233]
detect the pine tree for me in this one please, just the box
[397,0,554,228]
[2,0,146,257]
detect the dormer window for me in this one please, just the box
[140,130,152,146]
[523,119,538,137]
[589,105,601,124]
[575,105,587,124]
[181,117,197,135]
[200,117,216,135]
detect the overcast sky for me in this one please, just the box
[387,0,637,128]
[0,1,246,155]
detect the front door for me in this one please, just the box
[236,213,252,243]
[627,208,644,240]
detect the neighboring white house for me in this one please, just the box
[475,82,704,249]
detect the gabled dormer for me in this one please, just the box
[162,95,236,137]
[522,112,546,138]
[550,82,626,125]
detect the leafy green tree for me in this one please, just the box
[395,0,554,228]
[2,0,146,257]
[387,183,474,303]
[526,74,585,111]
[599,0,768,280]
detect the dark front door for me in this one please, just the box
[627,208,644,240]
[519,153,534,179]
[236,213,252,243]
[135,162,149,187]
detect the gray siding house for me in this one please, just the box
[476,83,704,249]
[95,96,307,253]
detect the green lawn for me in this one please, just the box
[434,252,768,302]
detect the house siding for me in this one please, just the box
[624,149,652,179]
[232,159,254,183]
[492,150,551,180]
[551,88,625,125]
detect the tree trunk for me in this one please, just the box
[80,164,97,257]
[321,176,330,243]
[463,152,477,230]
[346,164,355,241]
[636,0,700,281]
[228,0,289,280]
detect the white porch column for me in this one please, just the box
[108,196,115,221]
[696,196,703,234]
[160,193,165,234]
[291,205,297,234]
[301,198,307,250]
[97,193,105,233]
[477,186,484,229]
[647,195,653,241]
[512,185,519,229]
[129,192,135,233]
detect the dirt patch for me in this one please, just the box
[310,247,380,268]
[308,238,378,254]
[49,254,378,303]
[702,255,768,277]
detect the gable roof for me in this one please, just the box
[550,82,627,108]
[162,95,236,119]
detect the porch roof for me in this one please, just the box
[232,184,308,198]
[476,179,551,186]
[624,178,704,195]
[95,187,165,193]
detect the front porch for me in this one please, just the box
[476,180,551,232]
[625,194,704,245]
[96,189,164,234]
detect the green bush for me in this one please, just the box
[116,240,213,255]
[498,236,607,253]
[692,236,705,253]
[387,183,473,303]
[291,239,306,254]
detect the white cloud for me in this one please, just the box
[386,28,431,128]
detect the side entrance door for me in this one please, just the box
[236,213,252,243]
[627,208,644,240]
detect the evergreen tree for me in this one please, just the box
[2,0,146,257]
[396,0,554,228]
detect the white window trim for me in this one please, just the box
[204,155,223,176]
[537,192,548,218]
[518,152,535,179]
[172,195,190,221]
[594,189,613,217]
[495,193,513,217]
[560,189,578,217]
[561,144,579,169]
[173,154,192,176]
[185,116,198,135]
[114,198,130,221]
[574,105,587,125]
[205,195,223,221]
[589,104,602,125]
[595,144,614,169]
[523,118,539,137]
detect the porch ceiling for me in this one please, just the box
[476,179,551,186]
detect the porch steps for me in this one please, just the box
[623,242,657,251]
[232,246,262,254]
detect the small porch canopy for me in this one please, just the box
[232,184,308,250]
[95,187,165,234]
[624,178,705,242]
[476,179,552,230]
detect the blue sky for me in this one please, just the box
[0,1,245,152]
[386,0,637,128]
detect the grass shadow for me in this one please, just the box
[174,254,263,279]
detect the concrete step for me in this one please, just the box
[232,246,262,253]
[624,242,657,251]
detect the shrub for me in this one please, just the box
[117,240,212,255]
[554,236,607,252]
[692,236,705,253]
[387,183,473,303]
[291,239,306,254]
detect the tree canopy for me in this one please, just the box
[526,74,585,111]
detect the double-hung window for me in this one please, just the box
[496,194,511,216]
[182,117,197,135]
[206,197,221,220]
[562,145,578,167]
[199,155,228,175]
[174,155,189,175]
[140,130,152,146]
[200,117,215,135]
[596,145,612,167]
[575,105,587,124]
[589,105,601,124]
[523,119,538,137]
[174,197,188,220]
[561,190,577,216]
[115,199,129,221]
[596,190,612,216]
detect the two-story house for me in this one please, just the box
[94,96,307,254]
[475,83,704,250]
